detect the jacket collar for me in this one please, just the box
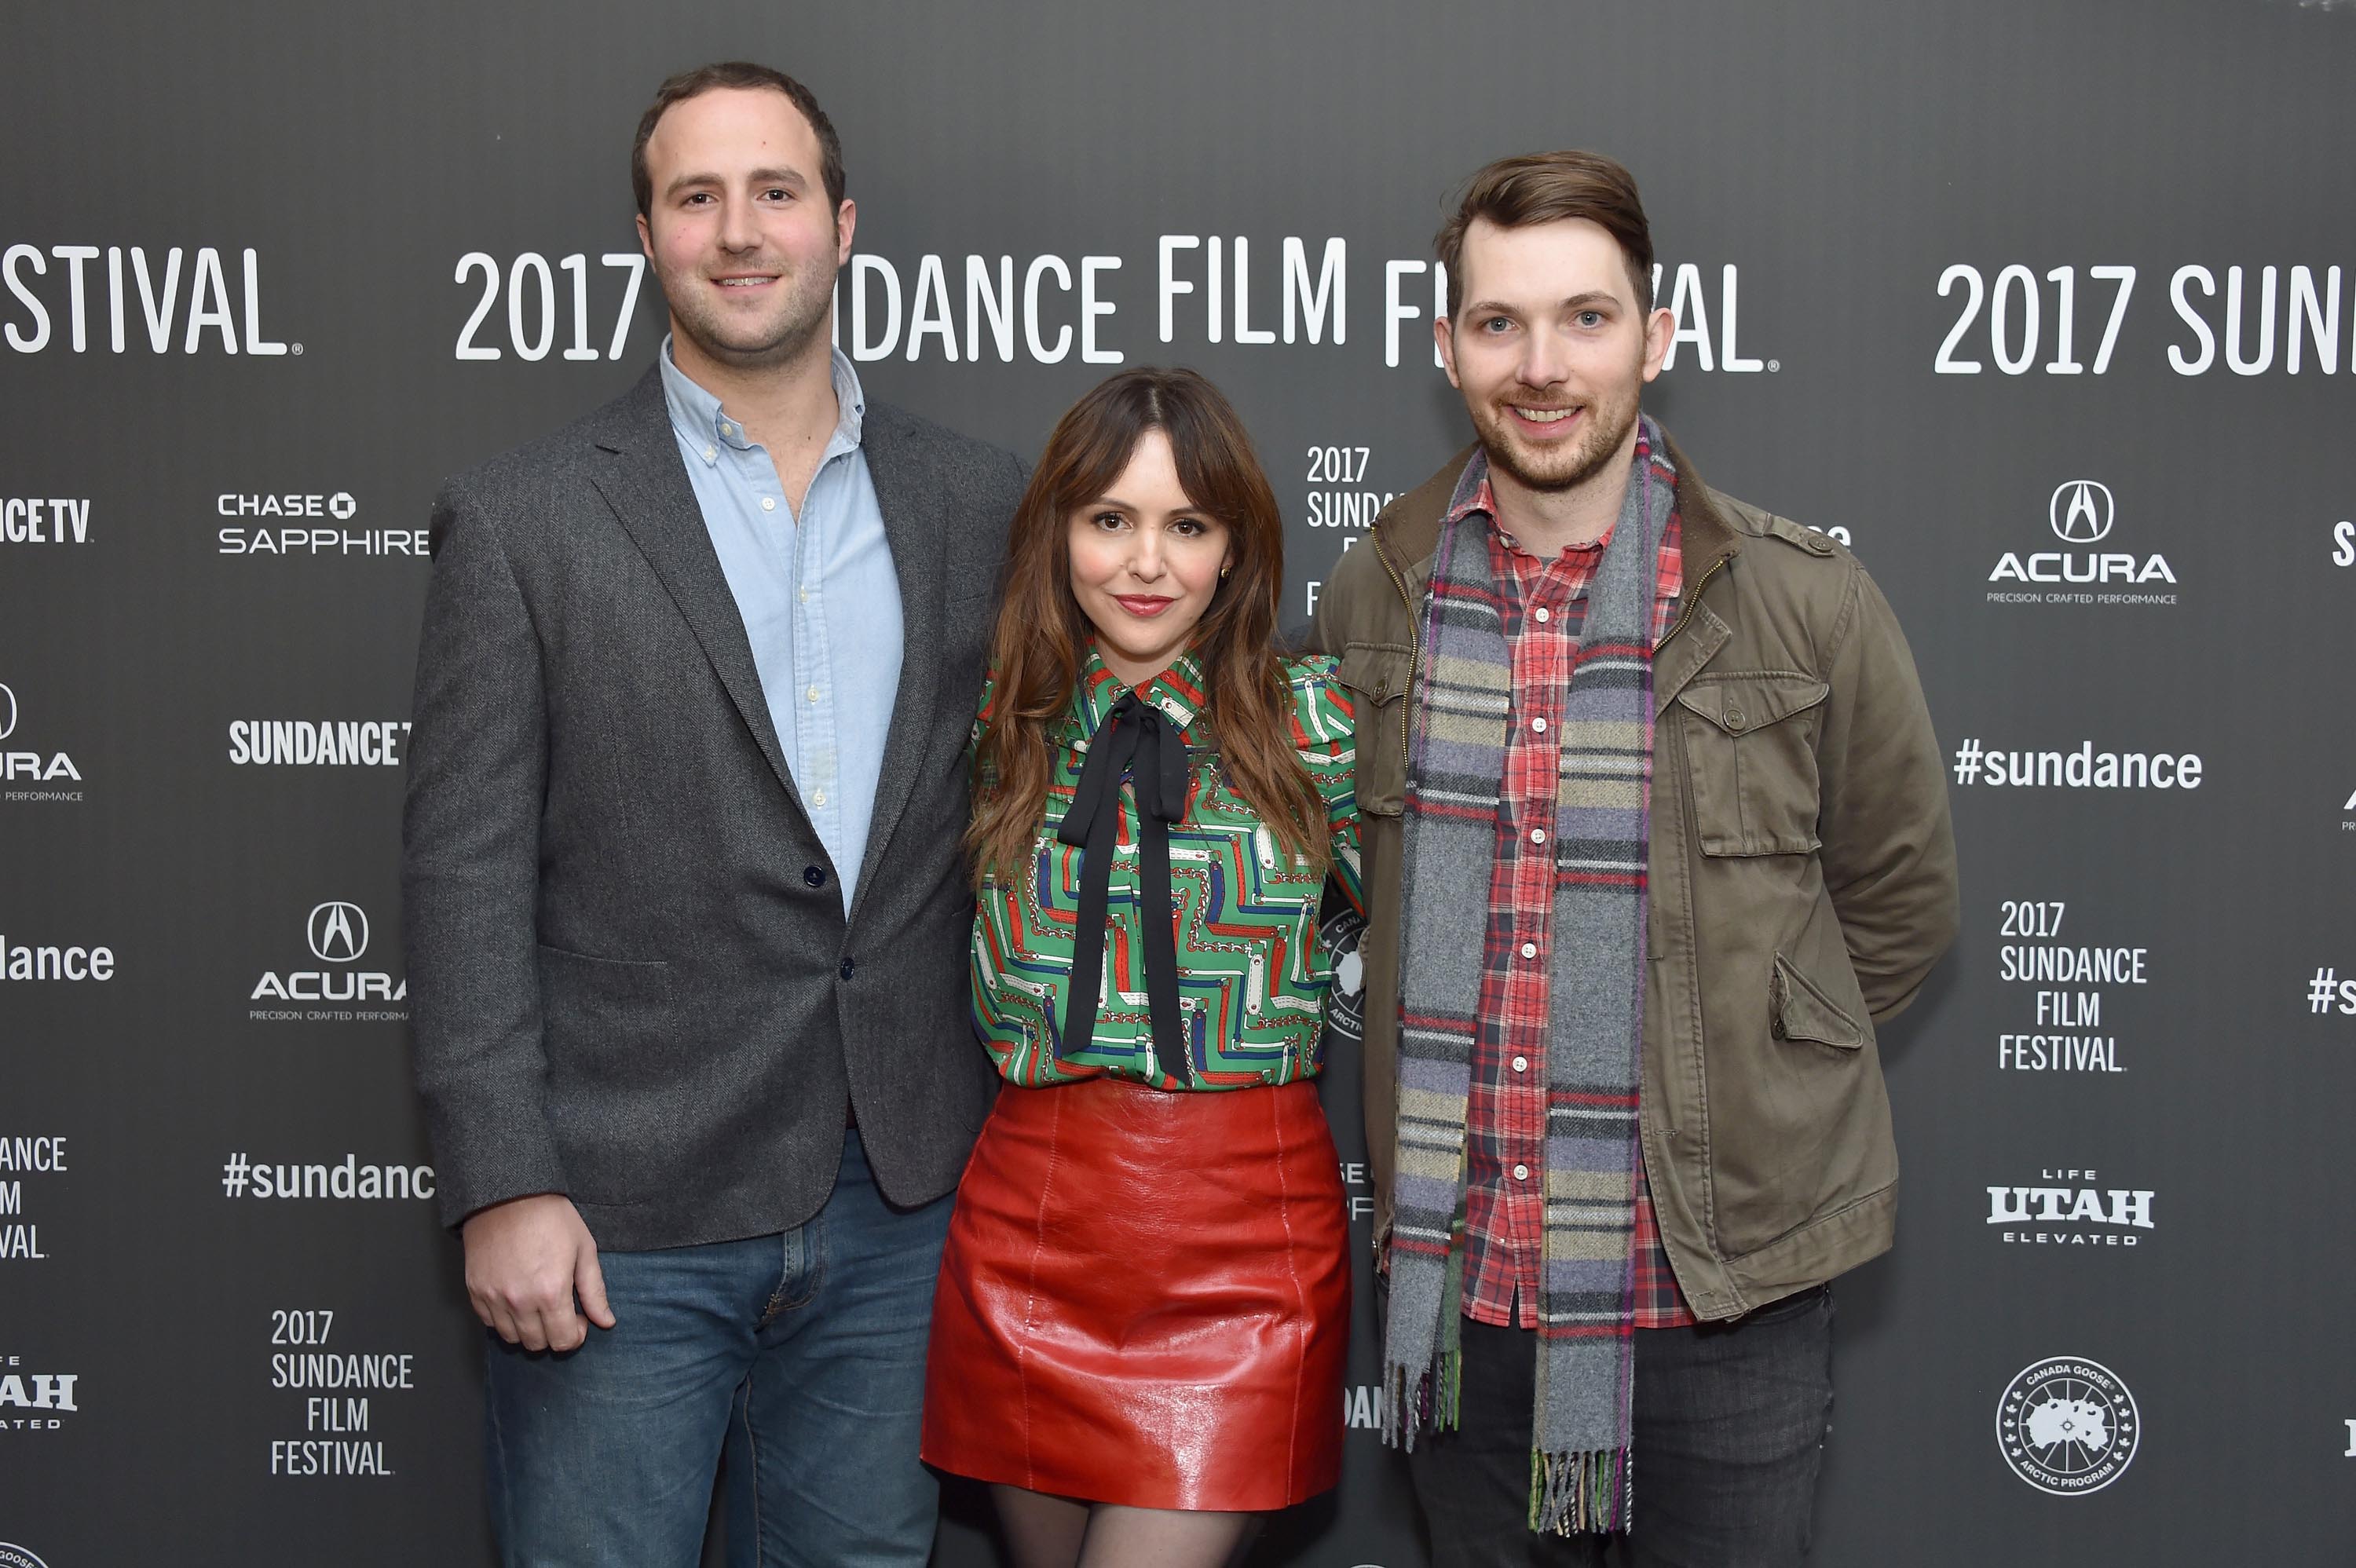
[1375,427,1742,630]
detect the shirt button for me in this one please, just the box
[762,497,777,513]
[798,587,809,602]
[1513,1163,1531,1181]
[1529,828,1546,845]
[703,445,716,462]
[806,685,821,702]
[812,788,827,806]
[1533,606,1550,623]
[1520,941,1538,959]
[803,865,827,888]
[1530,717,1547,733]
[1511,1054,1528,1073]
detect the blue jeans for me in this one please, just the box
[482,1131,953,1568]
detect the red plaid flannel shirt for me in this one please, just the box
[1452,462,1696,1332]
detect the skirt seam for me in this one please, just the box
[1012,1084,1067,1493]
[1270,1085,1308,1499]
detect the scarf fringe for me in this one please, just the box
[1530,1446,1632,1536]
[1381,1200,1470,1451]
[1381,1345,1463,1450]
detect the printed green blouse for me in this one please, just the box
[971,649,1362,1091]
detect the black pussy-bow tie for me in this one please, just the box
[1056,690,1191,1084]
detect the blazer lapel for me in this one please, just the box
[587,370,801,807]
[849,408,947,913]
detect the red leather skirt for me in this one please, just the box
[921,1074,1348,1511]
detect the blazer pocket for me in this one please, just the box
[536,945,675,1076]
[949,559,1008,597]
[1675,674,1829,856]
[536,944,681,1205]
[1334,642,1413,818]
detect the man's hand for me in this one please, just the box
[460,1193,616,1353]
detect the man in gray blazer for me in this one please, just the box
[401,61,1024,1567]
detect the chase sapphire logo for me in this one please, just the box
[305,902,369,963]
[2049,481,2115,544]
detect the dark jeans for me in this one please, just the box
[481,1131,953,1568]
[1400,1285,1835,1568]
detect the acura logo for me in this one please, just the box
[2049,480,2115,544]
[306,901,370,963]
[0,682,15,741]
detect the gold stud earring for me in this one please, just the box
[1220,563,1232,579]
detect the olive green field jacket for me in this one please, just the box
[1308,437,1959,1319]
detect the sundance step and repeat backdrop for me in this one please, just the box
[5,2,2353,1563]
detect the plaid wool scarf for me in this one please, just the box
[1382,419,1672,1535]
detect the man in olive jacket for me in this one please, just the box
[1311,152,1956,1566]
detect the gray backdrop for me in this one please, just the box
[4,1,2353,1563]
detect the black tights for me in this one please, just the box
[993,1485,1260,1568]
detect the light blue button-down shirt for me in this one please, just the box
[660,336,903,913]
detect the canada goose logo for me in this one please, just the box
[1997,1356,2139,1497]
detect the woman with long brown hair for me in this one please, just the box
[920,367,1361,1567]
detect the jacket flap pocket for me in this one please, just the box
[1772,952,1862,1050]
[1333,642,1412,818]
[1334,644,1413,707]
[1674,675,1829,737]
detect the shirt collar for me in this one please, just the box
[1069,646,1208,741]
[1443,444,1498,528]
[1443,442,1619,561]
[659,334,868,466]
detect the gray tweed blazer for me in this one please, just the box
[401,366,1024,1251]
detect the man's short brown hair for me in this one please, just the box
[1436,151,1653,319]
[631,62,845,219]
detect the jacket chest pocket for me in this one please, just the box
[1334,642,1413,818]
[1674,674,1828,856]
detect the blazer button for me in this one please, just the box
[804,865,828,889]
[840,956,856,981]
